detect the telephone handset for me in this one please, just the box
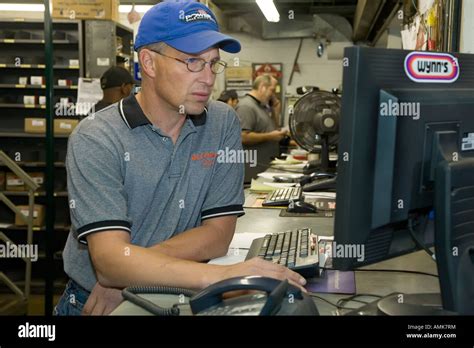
[122,276,319,316]
[189,276,319,316]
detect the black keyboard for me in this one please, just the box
[262,187,302,207]
[245,228,320,278]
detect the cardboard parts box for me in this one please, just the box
[25,118,78,135]
[6,172,44,191]
[52,0,119,21]
[15,205,45,227]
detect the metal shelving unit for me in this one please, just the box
[84,20,134,78]
[0,19,83,134]
[0,20,82,298]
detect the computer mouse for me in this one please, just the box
[273,176,298,183]
[302,177,337,192]
[287,201,318,214]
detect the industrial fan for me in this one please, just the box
[289,90,341,175]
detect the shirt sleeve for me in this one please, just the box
[66,131,131,244]
[235,104,256,132]
[201,109,245,220]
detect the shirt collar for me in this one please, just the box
[246,93,265,106]
[118,94,207,129]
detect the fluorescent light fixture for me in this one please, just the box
[0,3,152,14]
[256,0,280,22]
[119,5,153,13]
[0,3,45,11]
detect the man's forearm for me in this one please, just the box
[149,216,236,261]
[271,108,281,127]
[149,225,230,261]
[90,238,225,289]
[241,131,271,145]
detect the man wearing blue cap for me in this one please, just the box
[55,0,305,316]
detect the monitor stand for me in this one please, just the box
[303,135,337,175]
[345,293,457,316]
[377,293,456,315]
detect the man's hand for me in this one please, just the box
[268,130,287,142]
[271,96,281,111]
[270,96,282,125]
[218,257,307,292]
[82,282,124,316]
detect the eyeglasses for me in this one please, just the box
[149,49,227,74]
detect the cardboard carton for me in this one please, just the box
[52,0,119,21]
[54,119,78,135]
[24,118,46,134]
[15,204,45,227]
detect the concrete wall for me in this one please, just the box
[460,0,474,53]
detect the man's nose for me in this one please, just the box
[199,63,216,86]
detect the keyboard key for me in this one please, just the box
[262,188,302,207]
[246,228,320,278]
[274,234,284,255]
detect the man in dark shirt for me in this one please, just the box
[93,66,135,112]
[235,75,287,182]
[217,89,239,109]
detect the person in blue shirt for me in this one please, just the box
[55,0,305,316]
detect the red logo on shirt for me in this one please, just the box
[191,152,217,168]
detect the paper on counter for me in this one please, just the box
[229,232,268,249]
[257,172,304,180]
[208,250,247,265]
[249,179,276,193]
[261,182,296,188]
[303,192,336,199]
[270,158,304,165]
[208,232,268,265]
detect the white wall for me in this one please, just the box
[218,32,350,96]
[216,32,351,126]
[460,0,474,53]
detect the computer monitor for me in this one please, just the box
[332,47,474,313]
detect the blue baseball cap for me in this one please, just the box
[134,0,241,54]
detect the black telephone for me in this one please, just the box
[190,276,318,316]
[122,276,319,316]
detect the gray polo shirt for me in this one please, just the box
[236,94,276,133]
[235,94,280,181]
[63,94,245,291]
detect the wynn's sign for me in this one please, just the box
[404,52,460,83]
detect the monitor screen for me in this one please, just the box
[333,47,474,271]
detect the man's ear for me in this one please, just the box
[138,49,156,78]
[120,83,130,96]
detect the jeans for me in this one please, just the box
[53,279,91,316]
